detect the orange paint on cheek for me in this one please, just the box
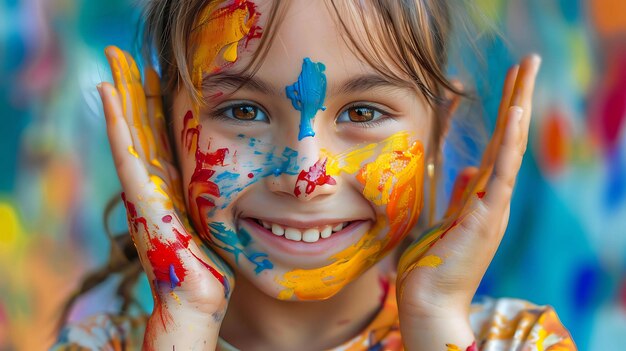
[357,141,425,252]
[277,133,425,300]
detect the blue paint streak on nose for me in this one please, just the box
[285,57,327,140]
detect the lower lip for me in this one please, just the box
[240,218,369,257]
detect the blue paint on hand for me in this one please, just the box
[169,264,180,289]
[285,58,327,140]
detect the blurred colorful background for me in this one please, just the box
[1,0,625,349]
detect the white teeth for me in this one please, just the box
[320,225,332,239]
[257,219,354,242]
[284,228,302,241]
[302,228,320,243]
[271,223,284,236]
[332,222,345,232]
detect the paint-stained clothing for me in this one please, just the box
[51,283,576,351]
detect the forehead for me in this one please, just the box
[194,0,383,86]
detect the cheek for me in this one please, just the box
[366,141,425,250]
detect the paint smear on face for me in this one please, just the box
[294,158,336,197]
[277,132,425,300]
[285,58,327,140]
[184,111,298,274]
[191,0,262,88]
[209,222,273,274]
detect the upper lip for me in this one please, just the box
[243,216,364,229]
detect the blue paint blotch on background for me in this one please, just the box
[572,263,601,312]
[605,147,625,210]
[168,264,180,289]
[285,58,327,140]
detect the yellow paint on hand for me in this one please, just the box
[446,344,462,351]
[170,291,182,305]
[150,175,173,210]
[416,254,443,268]
[108,47,163,174]
[128,145,139,158]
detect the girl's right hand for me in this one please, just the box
[98,46,233,350]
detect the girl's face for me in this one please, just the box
[171,0,433,300]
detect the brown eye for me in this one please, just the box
[232,105,258,120]
[349,107,375,122]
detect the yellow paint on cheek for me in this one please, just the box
[278,216,387,300]
[416,254,443,267]
[278,132,425,300]
[446,344,463,351]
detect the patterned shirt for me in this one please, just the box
[52,284,576,350]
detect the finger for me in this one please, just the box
[480,65,519,170]
[124,51,165,172]
[105,46,155,165]
[460,66,520,206]
[481,106,525,212]
[145,67,173,163]
[98,82,150,191]
[510,54,542,111]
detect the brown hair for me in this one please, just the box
[60,0,481,326]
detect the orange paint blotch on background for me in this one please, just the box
[539,108,571,175]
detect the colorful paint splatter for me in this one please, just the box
[285,58,328,140]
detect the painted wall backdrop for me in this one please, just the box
[1,0,625,349]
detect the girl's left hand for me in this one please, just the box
[396,55,541,350]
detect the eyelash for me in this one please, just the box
[207,102,270,125]
[206,102,395,128]
[336,103,395,128]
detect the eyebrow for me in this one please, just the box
[202,72,411,97]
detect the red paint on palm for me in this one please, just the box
[121,192,150,235]
[146,228,191,288]
[294,158,336,197]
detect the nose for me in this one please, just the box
[264,136,339,201]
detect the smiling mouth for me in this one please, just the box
[249,218,357,243]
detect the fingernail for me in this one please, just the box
[531,54,542,71]
[96,83,103,96]
[510,106,524,123]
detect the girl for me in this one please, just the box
[54,0,576,350]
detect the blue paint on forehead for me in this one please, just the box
[285,57,327,140]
